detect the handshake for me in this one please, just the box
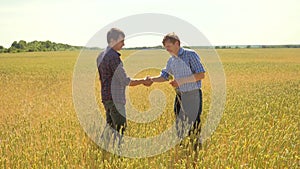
[132,75,180,87]
[142,76,153,87]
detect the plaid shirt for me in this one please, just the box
[97,47,131,104]
[161,48,205,92]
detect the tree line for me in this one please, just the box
[1,41,299,53]
[0,40,83,53]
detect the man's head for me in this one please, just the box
[107,28,125,51]
[162,32,181,56]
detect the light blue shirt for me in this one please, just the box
[161,48,205,92]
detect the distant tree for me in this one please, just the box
[246,45,251,48]
[183,46,191,49]
[0,46,3,53]
[45,40,52,50]
[18,40,27,49]
[11,41,19,48]
[8,47,17,53]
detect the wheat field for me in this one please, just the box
[0,48,299,168]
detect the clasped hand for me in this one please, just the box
[143,76,153,87]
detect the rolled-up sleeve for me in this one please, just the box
[189,51,205,73]
[160,58,172,80]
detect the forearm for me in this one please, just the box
[129,79,146,86]
[151,76,168,83]
[177,72,205,85]
[129,76,167,87]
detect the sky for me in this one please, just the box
[0,0,299,48]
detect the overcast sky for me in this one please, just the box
[1,0,299,48]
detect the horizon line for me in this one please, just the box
[1,40,300,49]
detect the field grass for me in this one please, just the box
[0,48,299,168]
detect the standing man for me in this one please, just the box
[97,28,152,149]
[148,32,205,150]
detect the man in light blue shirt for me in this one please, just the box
[148,32,205,150]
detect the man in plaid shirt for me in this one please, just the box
[97,28,152,149]
[148,32,205,151]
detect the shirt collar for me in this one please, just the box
[106,46,121,56]
[172,47,184,58]
[178,47,184,56]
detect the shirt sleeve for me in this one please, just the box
[110,56,131,86]
[189,51,205,73]
[160,58,172,80]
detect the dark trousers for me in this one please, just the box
[101,100,126,149]
[103,100,127,135]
